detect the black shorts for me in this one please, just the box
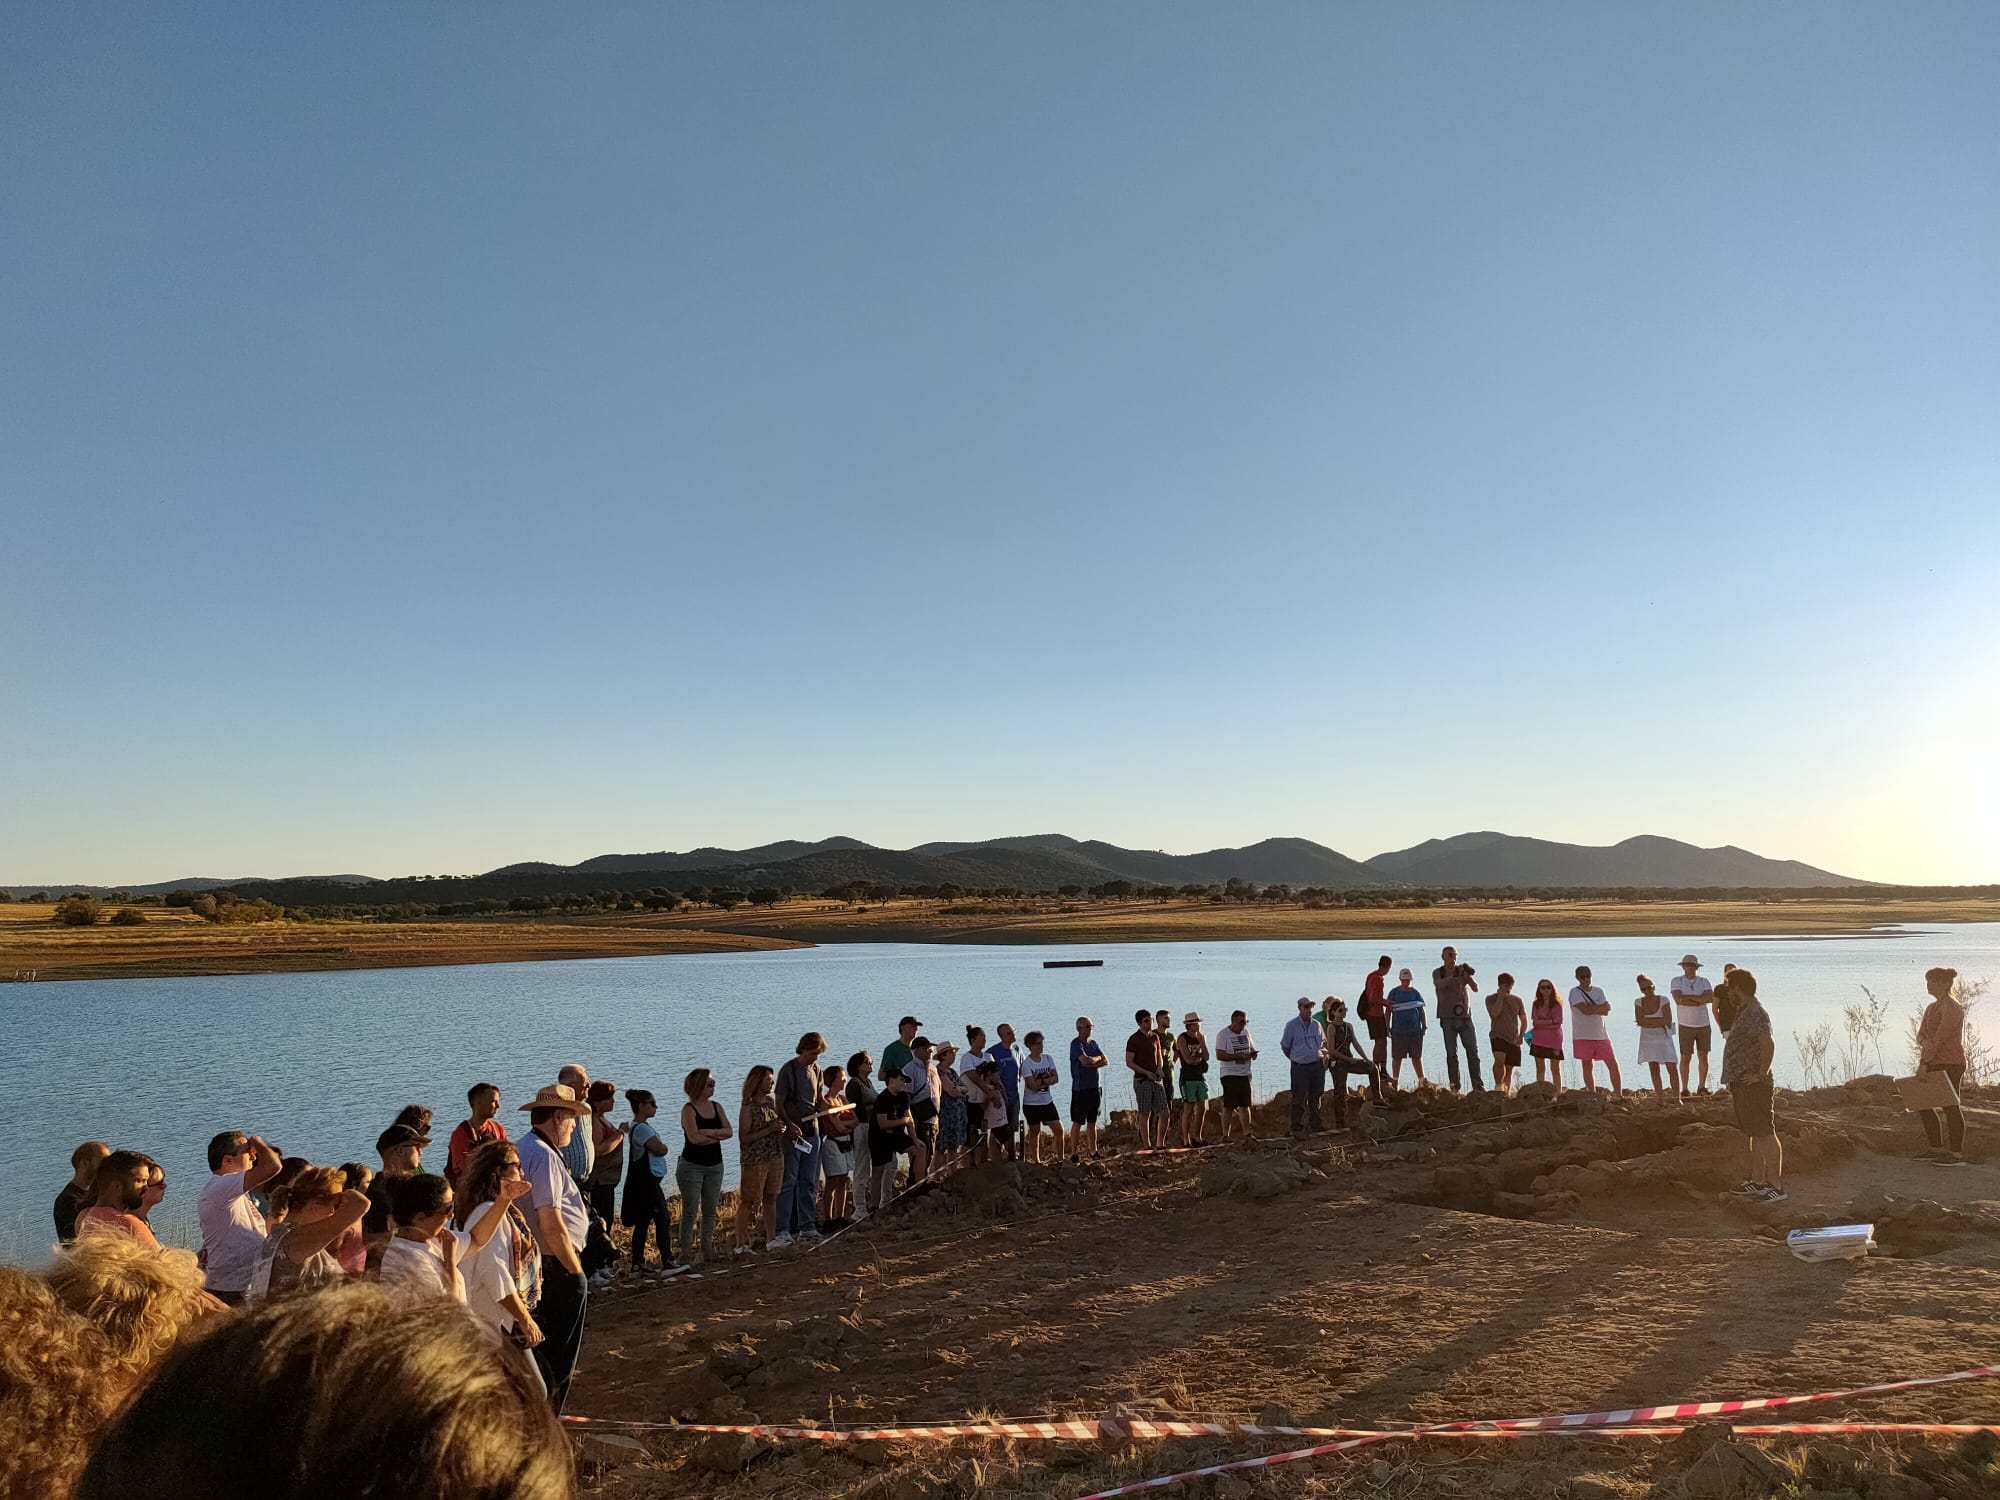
[1681,1025,1712,1056]
[1070,1092,1102,1124]
[1364,1015,1388,1041]
[912,1098,938,1123]
[1490,1037,1522,1068]
[990,1126,1012,1146]
[1025,1102,1060,1126]
[869,1129,909,1166]
[1220,1075,1252,1109]
[1732,1078,1775,1140]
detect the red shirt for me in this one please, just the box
[448,1117,508,1181]
[1918,998,1967,1069]
[1359,970,1387,1020]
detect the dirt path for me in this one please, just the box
[568,1084,2000,1500]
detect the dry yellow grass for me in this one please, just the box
[5,892,1995,983]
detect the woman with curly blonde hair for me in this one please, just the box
[0,1268,118,1500]
[45,1232,221,1382]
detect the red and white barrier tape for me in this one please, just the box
[1068,1365,2000,1498]
[562,1362,2000,1491]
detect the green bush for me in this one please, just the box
[53,896,102,926]
[110,907,148,926]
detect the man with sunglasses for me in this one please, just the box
[199,1130,283,1305]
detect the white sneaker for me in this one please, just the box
[768,1232,794,1250]
[588,1270,613,1290]
[733,1245,755,1258]
[851,1208,869,1222]
[798,1229,824,1245]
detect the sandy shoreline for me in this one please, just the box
[3,895,1996,984]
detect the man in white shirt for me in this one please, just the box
[1280,997,1327,1136]
[516,1082,593,1412]
[1670,954,1716,1097]
[1215,1010,1258,1140]
[1568,965,1623,1094]
[198,1130,282,1305]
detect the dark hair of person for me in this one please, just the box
[1927,966,1958,991]
[392,1105,433,1135]
[742,1065,775,1106]
[205,1132,248,1173]
[1732,968,1757,997]
[1024,1031,1043,1048]
[454,1141,518,1230]
[336,1162,372,1194]
[1378,954,1392,967]
[74,1284,576,1500]
[823,1065,847,1089]
[683,1068,712,1100]
[71,1140,110,1172]
[796,1031,824,1055]
[847,1051,870,1074]
[467,1082,500,1106]
[387,1173,452,1226]
[626,1088,655,1111]
[92,1152,150,1207]
[1134,1009,1150,1025]
[273,1157,309,1190]
[1497,972,1514,987]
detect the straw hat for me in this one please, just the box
[517,1084,590,1115]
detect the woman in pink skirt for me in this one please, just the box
[1528,979,1566,1097]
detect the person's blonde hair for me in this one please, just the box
[45,1234,214,1383]
[742,1065,775,1106]
[287,1166,348,1214]
[0,1267,118,1500]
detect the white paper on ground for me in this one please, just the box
[1787,1223,1875,1261]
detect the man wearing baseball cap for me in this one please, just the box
[515,1082,593,1410]
[1671,955,1716,1097]
[362,1121,431,1255]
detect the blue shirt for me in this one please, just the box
[1069,1036,1106,1093]
[1388,986,1428,1036]
[988,1041,1022,1095]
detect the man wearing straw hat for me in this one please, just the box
[515,1082,593,1411]
[1670,954,1716,1097]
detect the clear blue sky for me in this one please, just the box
[4,3,1996,886]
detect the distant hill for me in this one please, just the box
[1362,832,1864,889]
[1,874,378,899]
[189,830,1871,910]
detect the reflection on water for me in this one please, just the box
[5,925,1995,1265]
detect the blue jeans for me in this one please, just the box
[775,1135,822,1236]
[1439,1012,1485,1091]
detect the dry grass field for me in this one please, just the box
[5,893,1997,984]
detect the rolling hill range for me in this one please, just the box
[160,831,1872,910]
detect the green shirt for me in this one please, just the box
[882,1039,913,1080]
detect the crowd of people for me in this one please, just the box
[19,950,1972,1492]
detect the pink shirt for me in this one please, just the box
[77,1208,159,1248]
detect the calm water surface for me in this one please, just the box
[6,926,1995,1265]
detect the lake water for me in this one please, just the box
[6,925,1995,1266]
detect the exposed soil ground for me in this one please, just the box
[567,1080,2000,1500]
[8,895,1998,983]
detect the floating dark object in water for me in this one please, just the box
[1043,959,1104,969]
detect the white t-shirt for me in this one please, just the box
[1569,986,1610,1042]
[519,1129,589,1257]
[1022,1054,1059,1105]
[457,1201,522,1337]
[380,1235,464,1301]
[1670,974,1715,1030]
[960,1070,985,1108]
[1216,1027,1256,1078]
[197,1170,268,1295]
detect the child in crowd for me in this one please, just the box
[1634,974,1681,1099]
[818,1066,856,1231]
[1486,973,1528,1094]
[868,1069,914,1213]
[976,1060,1010,1152]
[1529,979,1566,1096]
